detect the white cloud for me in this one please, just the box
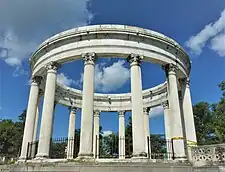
[76,60,130,92]
[95,60,130,92]
[186,9,225,56]
[102,130,113,137]
[5,57,22,67]
[0,0,93,71]
[57,73,76,87]
[12,66,28,77]
[210,32,225,56]
[149,106,164,118]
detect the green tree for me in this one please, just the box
[211,82,225,143]
[0,109,26,160]
[0,120,17,158]
[101,133,118,158]
[193,102,214,145]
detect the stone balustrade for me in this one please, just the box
[191,144,225,167]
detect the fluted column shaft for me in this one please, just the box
[163,101,172,159]
[79,53,97,158]
[19,76,41,160]
[67,107,76,159]
[36,62,59,158]
[166,64,185,159]
[128,54,146,158]
[182,79,197,146]
[143,107,151,158]
[93,110,100,159]
[119,111,125,159]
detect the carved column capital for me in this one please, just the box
[127,53,143,66]
[163,63,178,76]
[94,110,100,117]
[82,52,97,65]
[118,111,125,117]
[179,77,190,89]
[69,107,77,113]
[38,89,44,96]
[162,101,169,109]
[45,61,60,72]
[31,76,42,85]
[143,107,150,115]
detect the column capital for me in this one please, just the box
[127,53,143,66]
[118,110,125,117]
[162,101,169,109]
[181,77,190,86]
[163,64,178,76]
[143,107,150,114]
[94,110,100,117]
[38,89,44,96]
[45,61,60,72]
[31,76,42,85]
[69,107,77,113]
[82,52,97,65]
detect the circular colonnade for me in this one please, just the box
[19,25,197,161]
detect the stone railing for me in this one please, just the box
[191,144,225,166]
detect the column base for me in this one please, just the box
[17,157,26,163]
[132,152,147,158]
[77,153,94,160]
[66,156,74,160]
[119,156,125,159]
[172,156,187,161]
[35,153,49,160]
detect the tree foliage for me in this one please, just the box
[193,81,225,145]
[0,110,26,159]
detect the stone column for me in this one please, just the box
[33,106,39,142]
[128,54,146,158]
[181,78,197,146]
[32,92,42,143]
[78,53,97,158]
[143,107,151,158]
[162,101,172,159]
[19,76,42,160]
[36,62,59,159]
[67,107,77,159]
[118,111,125,159]
[93,110,100,159]
[31,94,42,159]
[166,64,186,159]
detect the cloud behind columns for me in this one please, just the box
[57,73,76,87]
[75,60,130,92]
[102,130,113,137]
[149,106,164,118]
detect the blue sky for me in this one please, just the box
[0,0,225,138]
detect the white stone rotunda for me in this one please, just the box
[19,24,197,162]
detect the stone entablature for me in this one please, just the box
[30,25,190,78]
[53,81,167,111]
